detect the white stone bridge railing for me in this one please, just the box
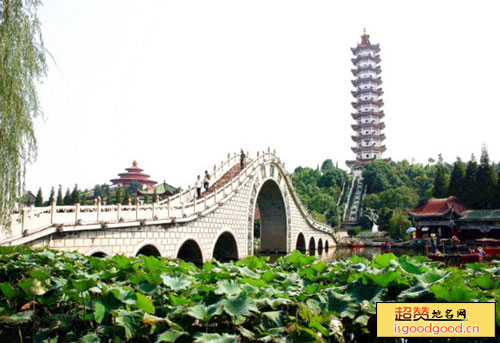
[1,149,334,245]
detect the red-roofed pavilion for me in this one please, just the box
[110,161,157,190]
[405,197,467,239]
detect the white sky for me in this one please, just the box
[28,0,500,194]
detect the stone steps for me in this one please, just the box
[199,164,242,198]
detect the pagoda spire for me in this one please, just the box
[346,30,388,170]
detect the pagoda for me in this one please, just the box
[110,161,157,189]
[346,29,388,170]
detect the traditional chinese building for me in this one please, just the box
[110,161,157,190]
[405,197,467,239]
[405,197,500,241]
[457,210,500,240]
[137,181,178,199]
[346,29,388,170]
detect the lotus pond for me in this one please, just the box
[0,246,499,342]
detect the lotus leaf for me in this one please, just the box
[415,267,450,285]
[430,283,479,302]
[348,283,385,303]
[0,282,17,299]
[81,333,101,343]
[221,293,258,317]
[135,292,155,314]
[194,333,239,343]
[1,310,33,325]
[469,273,495,290]
[363,271,402,288]
[371,253,398,268]
[187,303,222,321]
[215,279,242,296]
[324,291,358,319]
[161,274,192,291]
[114,310,143,340]
[155,329,185,343]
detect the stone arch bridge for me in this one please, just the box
[1,150,337,263]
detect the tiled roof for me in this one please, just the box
[405,196,468,217]
[138,182,177,196]
[459,209,500,221]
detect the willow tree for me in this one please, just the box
[0,0,47,230]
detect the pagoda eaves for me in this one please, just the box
[346,30,388,169]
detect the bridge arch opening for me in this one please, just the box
[325,240,329,252]
[318,238,323,253]
[309,237,316,252]
[296,233,306,252]
[213,231,238,262]
[87,248,111,257]
[177,240,203,265]
[255,179,287,253]
[136,244,161,257]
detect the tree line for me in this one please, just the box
[361,145,500,238]
[291,159,349,227]
[31,180,160,207]
[433,145,500,209]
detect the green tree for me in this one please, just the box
[320,159,335,173]
[128,180,142,195]
[432,165,448,198]
[63,188,71,205]
[123,189,131,205]
[476,145,498,209]
[448,158,465,200]
[93,185,103,199]
[56,186,63,206]
[309,193,335,214]
[494,172,500,208]
[388,210,411,239]
[463,155,479,208]
[71,184,80,204]
[35,187,43,207]
[144,194,150,204]
[46,186,55,206]
[0,0,47,228]
[115,188,122,205]
[153,188,158,203]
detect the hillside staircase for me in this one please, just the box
[341,170,365,230]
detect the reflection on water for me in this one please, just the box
[260,247,425,264]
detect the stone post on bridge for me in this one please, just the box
[135,197,139,220]
[75,203,80,224]
[96,197,101,222]
[50,196,56,224]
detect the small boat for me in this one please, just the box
[461,252,483,263]
[476,238,500,257]
[380,242,392,249]
[347,241,365,249]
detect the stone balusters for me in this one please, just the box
[75,203,80,224]
[97,196,101,222]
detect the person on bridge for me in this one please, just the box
[195,175,202,198]
[240,149,246,169]
[203,171,210,193]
